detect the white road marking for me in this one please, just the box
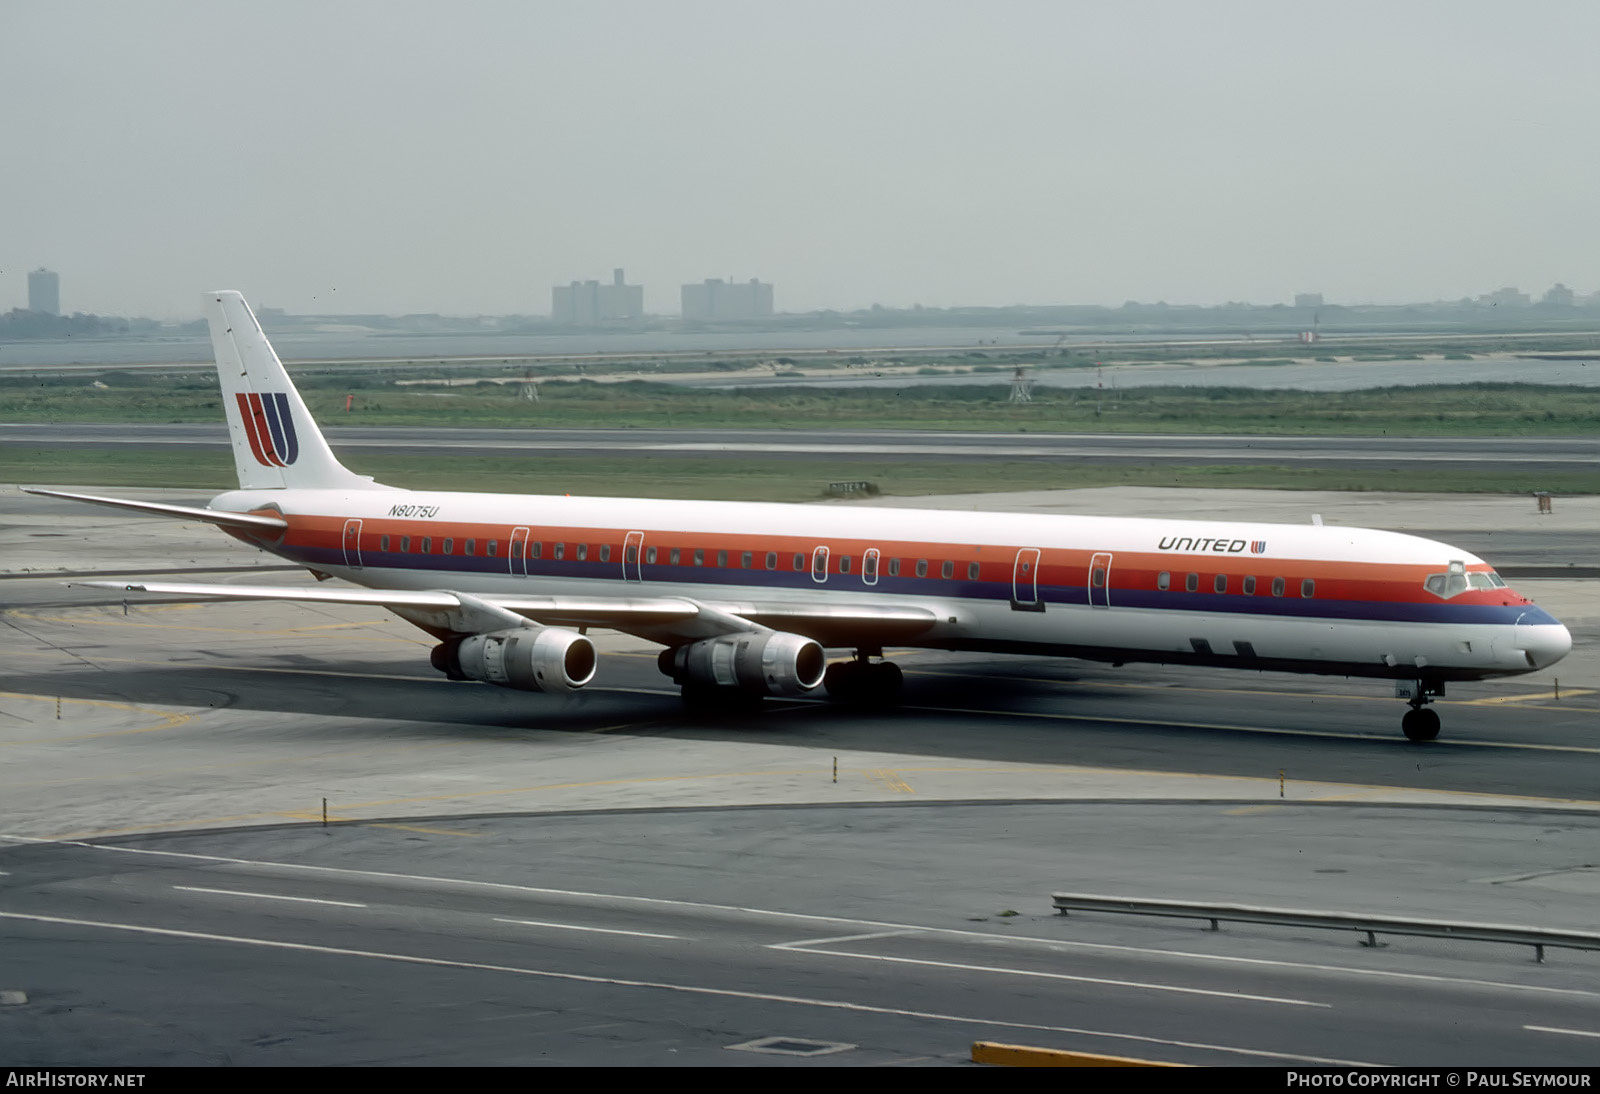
[0,909,1376,1067]
[16,838,1597,1001]
[494,917,679,940]
[783,945,1326,1007]
[173,885,366,908]
[1524,1025,1600,1040]
[769,930,911,950]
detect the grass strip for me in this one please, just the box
[4,376,1599,435]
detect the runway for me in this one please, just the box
[2,486,1597,1065]
[8,421,1600,476]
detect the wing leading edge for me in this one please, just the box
[74,580,939,646]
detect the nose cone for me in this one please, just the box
[1517,622,1573,670]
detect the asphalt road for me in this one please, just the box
[5,806,1600,1067]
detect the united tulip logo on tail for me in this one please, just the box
[235,392,299,467]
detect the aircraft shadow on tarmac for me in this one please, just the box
[20,651,1568,802]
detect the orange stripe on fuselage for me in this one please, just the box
[267,515,1527,610]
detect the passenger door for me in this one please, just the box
[341,518,363,569]
[623,531,645,582]
[1089,552,1113,608]
[1011,547,1042,612]
[509,526,530,577]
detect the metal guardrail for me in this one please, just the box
[1051,893,1600,964]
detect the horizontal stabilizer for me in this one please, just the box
[23,488,288,531]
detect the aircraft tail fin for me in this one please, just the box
[206,290,379,491]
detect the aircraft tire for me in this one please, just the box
[1401,707,1441,742]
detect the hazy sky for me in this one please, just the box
[5,1,1598,318]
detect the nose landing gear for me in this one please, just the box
[1397,679,1444,741]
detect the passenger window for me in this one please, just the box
[421,537,431,553]
[381,535,390,552]
[487,540,497,557]
[531,541,542,559]
[867,555,880,579]
[941,561,954,579]
[737,551,749,568]
[1157,571,1170,591]
[812,548,828,579]
[840,556,851,574]
[967,562,979,580]
[554,543,565,560]
[1301,578,1314,598]
[626,545,638,564]
[1243,575,1256,595]
[717,550,728,567]
[599,544,609,562]
[401,536,411,553]
[443,538,454,555]
[1185,573,1198,592]
[577,544,588,561]
[645,547,657,564]
[916,560,928,577]
[695,549,705,566]
[1092,567,1107,588]
[669,548,680,565]
[1272,577,1286,597]
[766,551,777,570]
[888,559,901,577]
[1214,574,1226,594]
[465,539,475,556]
[792,553,804,571]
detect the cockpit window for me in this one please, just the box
[1424,565,1504,599]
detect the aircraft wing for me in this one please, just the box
[74,580,939,646]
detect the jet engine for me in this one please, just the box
[660,631,826,697]
[432,627,597,693]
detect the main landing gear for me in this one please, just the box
[1397,679,1444,742]
[824,650,904,707]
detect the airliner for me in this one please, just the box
[28,292,1571,741]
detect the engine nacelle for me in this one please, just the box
[660,631,826,697]
[432,627,596,693]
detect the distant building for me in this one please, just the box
[1478,286,1530,307]
[1540,283,1576,307]
[551,268,643,325]
[28,268,59,315]
[1294,293,1323,309]
[681,278,774,321]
